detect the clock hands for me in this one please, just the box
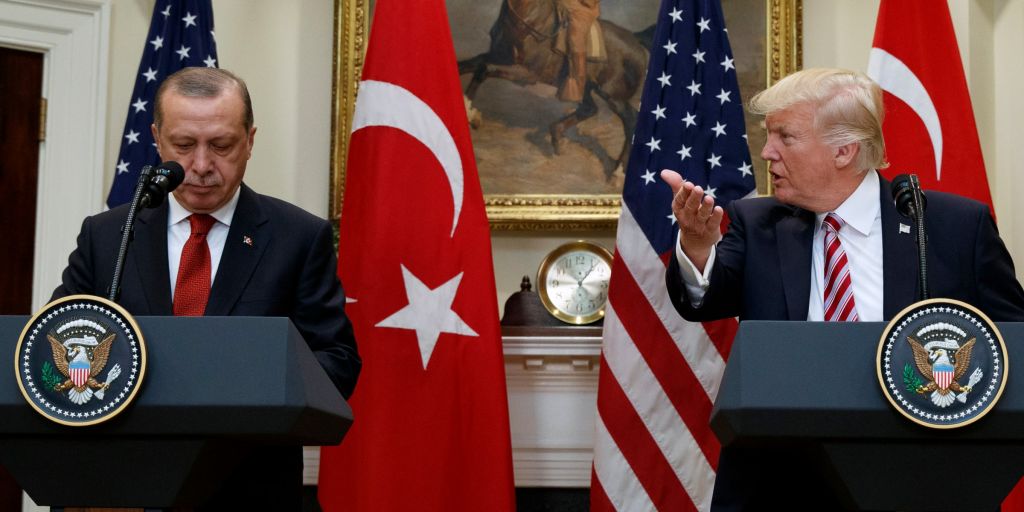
[577,259,600,286]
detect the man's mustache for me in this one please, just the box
[182,174,223,187]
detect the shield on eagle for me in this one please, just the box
[933,362,954,390]
[69,359,90,388]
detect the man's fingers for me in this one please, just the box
[697,194,718,220]
[682,185,706,215]
[709,205,725,226]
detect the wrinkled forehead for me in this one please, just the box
[159,92,250,135]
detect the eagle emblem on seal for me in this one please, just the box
[906,322,983,408]
[46,319,122,405]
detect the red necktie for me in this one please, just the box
[823,213,859,321]
[173,214,216,316]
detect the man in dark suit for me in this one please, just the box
[53,67,360,510]
[662,68,1024,509]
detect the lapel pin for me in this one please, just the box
[899,223,911,234]
[243,235,254,246]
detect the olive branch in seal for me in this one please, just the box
[41,361,63,391]
[903,363,924,393]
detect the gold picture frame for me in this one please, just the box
[329,0,802,230]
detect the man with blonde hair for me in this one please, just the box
[661,67,1024,508]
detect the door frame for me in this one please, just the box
[0,0,110,310]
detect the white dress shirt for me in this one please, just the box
[167,187,241,300]
[675,171,885,321]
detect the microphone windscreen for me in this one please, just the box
[153,161,185,190]
[891,174,914,216]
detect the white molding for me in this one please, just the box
[0,0,110,311]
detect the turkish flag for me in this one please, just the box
[870,3,1024,508]
[317,0,516,510]
[868,0,992,211]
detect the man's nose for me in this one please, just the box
[191,146,213,174]
[760,142,778,162]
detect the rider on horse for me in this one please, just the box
[555,0,602,102]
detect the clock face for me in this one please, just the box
[537,241,613,324]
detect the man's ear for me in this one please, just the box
[151,124,162,158]
[246,126,256,159]
[834,142,859,169]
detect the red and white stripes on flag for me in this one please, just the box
[589,0,754,510]
[591,209,738,512]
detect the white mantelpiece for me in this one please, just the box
[304,330,602,488]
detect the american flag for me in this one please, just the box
[107,0,217,208]
[590,0,755,510]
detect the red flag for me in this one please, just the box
[868,0,992,210]
[317,0,515,509]
[869,3,1024,508]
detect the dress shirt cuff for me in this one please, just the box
[674,232,715,307]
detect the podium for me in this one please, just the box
[712,321,1024,511]
[0,316,352,508]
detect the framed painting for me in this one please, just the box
[330,0,802,230]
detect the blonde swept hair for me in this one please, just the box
[749,68,888,171]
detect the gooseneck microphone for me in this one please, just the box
[109,161,186,302]
[891,173,928,217]
[140,161,185,209]
[891,174,929,300]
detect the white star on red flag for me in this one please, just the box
[375,265,477,369]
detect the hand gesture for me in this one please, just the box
[661,169,723,272]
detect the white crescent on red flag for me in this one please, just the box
[869,3,1024,508]
[867,0,993,210]
[317,0,515,509]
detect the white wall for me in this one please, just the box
[105,0,333,218]
[99,0,1024,317]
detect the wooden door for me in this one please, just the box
[0,46,43,316]
[0,44,44,511]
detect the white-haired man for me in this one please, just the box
[662,67,1024,509]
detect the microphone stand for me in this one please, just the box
[910,175,929,300]
[109,165,153,302]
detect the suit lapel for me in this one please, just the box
[205,185,270,316]
[880,176,919,318]
[131,203,173,315]
[776,207,814,320]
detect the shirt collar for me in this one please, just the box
[168,186,241,228]
[816,170,879,236]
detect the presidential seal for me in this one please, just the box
[14,295,147,426]
[877,299,1007,429]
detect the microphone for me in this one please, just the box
[891,173,927,217]
[109,161,185,302]
[139,161,185,208]
[891,173,929,300]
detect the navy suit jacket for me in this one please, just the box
[52,184,360,509]
[668,174,1024,323]
[666,174,1024,510]
[53,184,360,397]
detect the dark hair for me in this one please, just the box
[153,67,254,129]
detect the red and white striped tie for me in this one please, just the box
[823,213,859,321]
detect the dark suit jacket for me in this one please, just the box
[668,174,1024,323]
[52,183,360,510]
[666,175,1024,510]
